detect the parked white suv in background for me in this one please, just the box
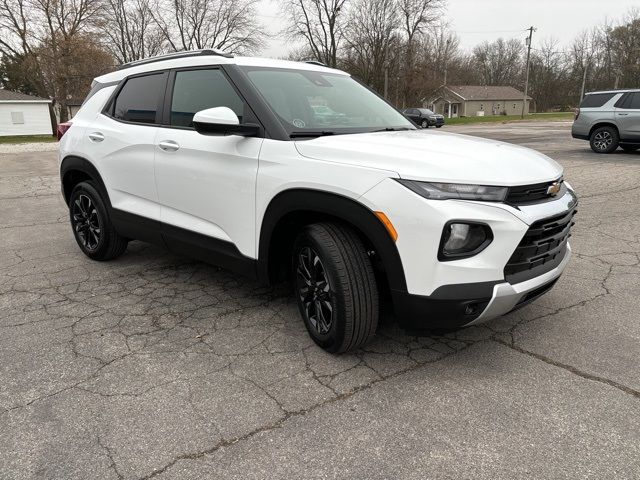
[59,50,578,353]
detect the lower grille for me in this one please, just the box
[505,209,577,284]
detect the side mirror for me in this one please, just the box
[192,107,260,137]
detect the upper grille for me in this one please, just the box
[506,179,564,205]
[505,208,577,284]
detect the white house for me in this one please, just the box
[0,89,53,136]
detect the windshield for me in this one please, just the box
[419,109,434,115]
[240,67,414,136]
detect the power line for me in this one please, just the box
[455,28,528,34]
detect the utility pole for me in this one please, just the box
[383,41,389,100]
[580,63,589,101]
[443,38,451,86]
[522,26,535,119]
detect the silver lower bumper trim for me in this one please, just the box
[466,244,572,325]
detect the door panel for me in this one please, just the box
[86,72,167,222]
[616,93,640,139]
[87,113,160,221]
[155,130,262,257]
[155,67,263,258]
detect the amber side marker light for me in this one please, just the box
[374,211,398,242]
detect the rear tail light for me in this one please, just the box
[574,108,580,120]
[56,121,72,140]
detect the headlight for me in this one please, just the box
[439,222,493,260]
[397,180,508,202]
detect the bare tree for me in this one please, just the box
[607,9,640,89]
[280,0,346,68]
[569,29,600,101]
[102,0,166,63]
[471,38,524,86]
[528,37,569,111]
[343,0,399,94]
[0,0,109,121]
[398,0,442,105]
[151,0,264,54]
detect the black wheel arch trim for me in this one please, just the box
[60,156,112,208]
[258,188,407,291]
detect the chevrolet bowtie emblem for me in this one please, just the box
[547,182,561,196]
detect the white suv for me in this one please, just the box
[59,50,577,353]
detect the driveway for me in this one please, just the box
[1,121,639,479]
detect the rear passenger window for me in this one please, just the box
[113,73,165,124]
[580,93,615,108]
[625,93,640,109]
[170,69,244,127]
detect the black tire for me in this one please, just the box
[621,145,639,153]
[292,222,379,353]
[421,119,429,128]
[589,126,619,154]
[69,181,128,261]
[436,125,443,128]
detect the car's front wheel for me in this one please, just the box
[293,222,379,353]
[69,181,128,260]
[590,126,619,154]
[421,119,428,128]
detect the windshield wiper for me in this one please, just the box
[371,127,415,133]
[289,131,336,138]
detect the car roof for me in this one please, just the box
[95,50,349,84]
[586,89,640,95]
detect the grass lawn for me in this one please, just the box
[0,135,57,144]
[445,112,574,126]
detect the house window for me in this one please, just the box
[11,111,24,124]
[513,103,516,109]
[480,104,484,110]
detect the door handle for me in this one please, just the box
[88,132,104,142]
[159,140,180,152]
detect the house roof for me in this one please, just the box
[0,89,51,103]
[445,85,531,101]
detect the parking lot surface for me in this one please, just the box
[1,121,639,479]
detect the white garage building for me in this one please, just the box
[0,89,53,137]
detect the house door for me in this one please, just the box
[451,104,459,118]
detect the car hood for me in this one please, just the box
[295,130,563,186]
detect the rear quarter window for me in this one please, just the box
[580,93,616,108]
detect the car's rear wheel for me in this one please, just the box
[421,119,428,128]
[69,181,128,260]
[590,126,619,154]
[293,222,379,353]
[621,145,639,153]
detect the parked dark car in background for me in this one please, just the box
[403,108,445,128]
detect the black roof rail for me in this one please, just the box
[118,49,234,70]
[304,60,327,67]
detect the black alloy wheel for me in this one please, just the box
[72,194,101,251]
[295,246,334,336]
[292,222,379,353]
[68,181,128,260]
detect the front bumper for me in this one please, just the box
[360,177,576,330]
[391,244,571,330]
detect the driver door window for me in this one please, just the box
[169,69,245,127]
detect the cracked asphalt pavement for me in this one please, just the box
[1,121,639,479]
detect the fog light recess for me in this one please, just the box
[439,221,493,261]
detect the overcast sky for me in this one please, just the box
[257,0,639,57]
